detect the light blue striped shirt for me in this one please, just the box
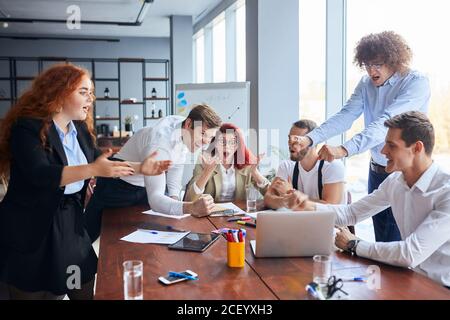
[307,70,430,166]
[54,121,88,194]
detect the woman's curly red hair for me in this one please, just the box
[0,63,96,176]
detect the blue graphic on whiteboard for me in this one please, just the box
[176,91,188,115]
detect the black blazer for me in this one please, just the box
[0,117,101,254]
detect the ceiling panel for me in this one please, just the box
[0,0,223,38]
[0,0,143,22]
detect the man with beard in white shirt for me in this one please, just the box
[285,111,450,289]
[264,119,347,208]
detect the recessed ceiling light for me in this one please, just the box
[2,22,8,28]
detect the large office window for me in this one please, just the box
[193,1,246,84]
[212,13,226,83]
[298,0,326,124]
[194,30,205,83]
[346,0,450,202]
[236,0,246,82]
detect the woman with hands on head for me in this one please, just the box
[184,123,269,212]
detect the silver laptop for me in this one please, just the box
[250,211,335,258]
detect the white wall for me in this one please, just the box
[246,0,300,173]
[170,15,194,109]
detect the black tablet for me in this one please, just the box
[168,232,220,252]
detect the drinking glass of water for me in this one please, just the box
[123,260,143,300]
[313,255,332,288]
[246,185,258,212]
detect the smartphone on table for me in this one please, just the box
[158,270,198,285]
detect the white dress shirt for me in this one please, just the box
[191,165,236,201]
[317,162,450,287]
[192,164,269,199]
[115,116,189,215]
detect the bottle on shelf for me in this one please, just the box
[151,102,156,118]
[151,87,157,98]
[104,87,110,98]
[158,109,163,118]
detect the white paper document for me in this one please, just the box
[142,209,190,220]
[209,202,247,217]
[120,229,190,244]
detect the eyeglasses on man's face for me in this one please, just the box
[363,62,385,71]
[288,135,303,143]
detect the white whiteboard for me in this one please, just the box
[175,82,250,133]
[175,82,251,194]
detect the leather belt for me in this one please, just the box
[370,159,386,174]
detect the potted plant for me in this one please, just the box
[124,116,133,132]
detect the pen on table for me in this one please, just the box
[342,277,366,282]
[227,216,252,222]
[236,221,256,228]
[137,229,158,234]
[168,271,198,280]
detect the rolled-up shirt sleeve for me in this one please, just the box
[144,173,184,215]
[315,181,391,227]
[356,198,450,268]
[166,164,184,198]
[307,79,365,146]
[140,142,184,215]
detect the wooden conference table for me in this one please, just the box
[95,202,450,300]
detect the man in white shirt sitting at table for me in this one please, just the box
[284,111,450,289]
[264,119,347,208]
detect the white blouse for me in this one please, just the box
[218,164,236,202]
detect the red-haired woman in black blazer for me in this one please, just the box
[0,64,169,300]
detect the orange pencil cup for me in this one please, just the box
[227,241,245,268]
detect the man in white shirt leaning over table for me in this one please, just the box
[285,111,450,289]
[84,104,222,242]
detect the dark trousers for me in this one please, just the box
[368,167,401,242]
[84,177,148,242]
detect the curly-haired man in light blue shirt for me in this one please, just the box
[295,31,431,242]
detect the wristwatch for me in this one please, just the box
[346,239,360,255]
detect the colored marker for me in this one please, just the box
[232,229,239,242]
[238,230,243,242]
[227,216,252,222]
[305,282,326,300]
[237,221,256,228]
[228,230,234,242]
